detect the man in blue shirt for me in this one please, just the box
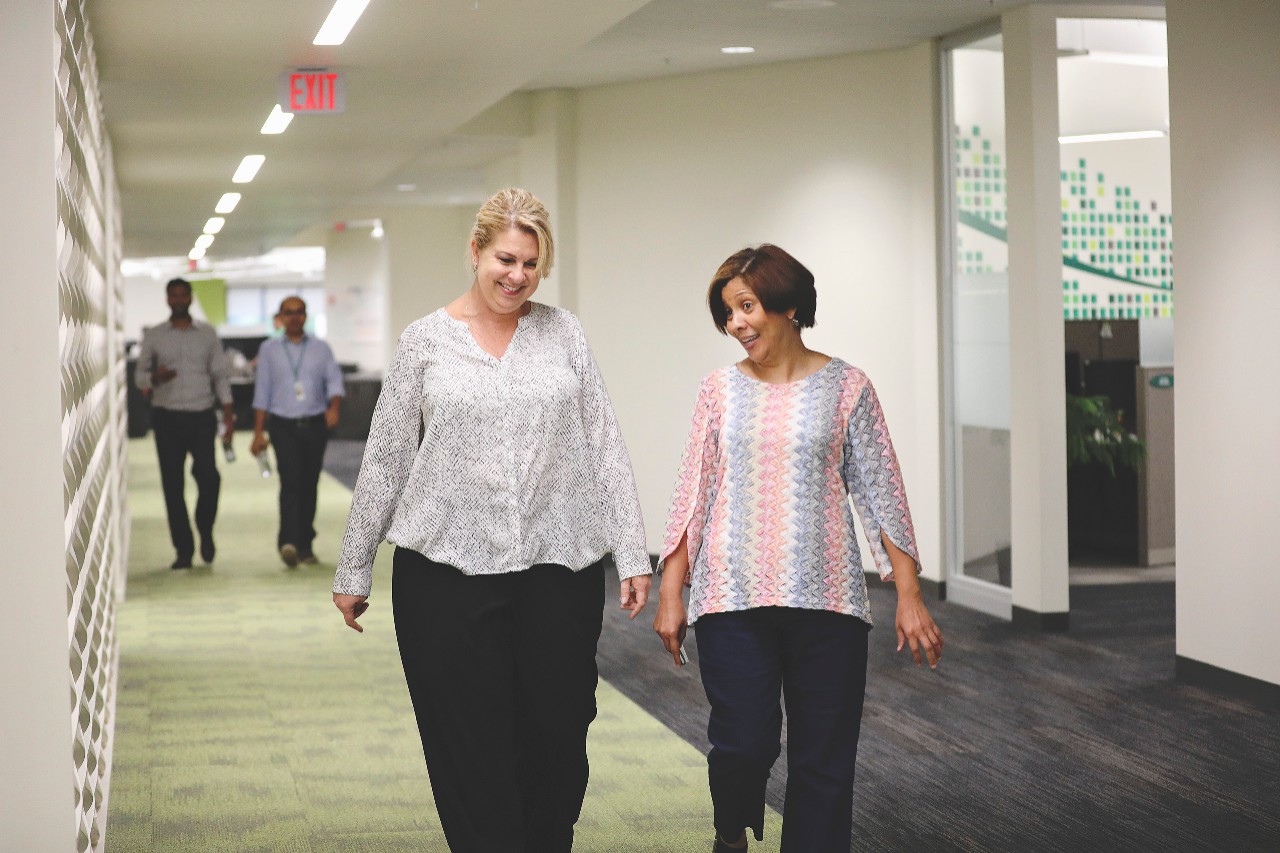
[250,296,345,566]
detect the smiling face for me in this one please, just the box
[470,227,541,316]
[722,277,798,364]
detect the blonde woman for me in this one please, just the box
[334,188,651,851]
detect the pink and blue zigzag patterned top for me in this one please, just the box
[658,358,921,626]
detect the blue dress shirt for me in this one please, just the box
[253,334,345,418]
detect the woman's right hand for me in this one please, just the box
[654,532,692,666]
[333,593,370,633]
[652,589,688,667]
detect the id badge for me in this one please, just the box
[294,382,306,401]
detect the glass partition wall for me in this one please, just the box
[940,14,1169,619]
[942,27,1015,617]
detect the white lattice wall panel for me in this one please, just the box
[56,1,125,851]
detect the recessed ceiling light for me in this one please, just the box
[721,46,755,54]
[770,0,836,9]
[188,247,206,261]
[396,183,417,192]
[203,217,225,234]
[215,192,241,214]
[194,234,215,250]
[1059,130,1167,144]
[314,0,372,46]
[260,104,294,135]
[232,155,266,184]
[1078,50,1168,69]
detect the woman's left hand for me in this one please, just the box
[882,531,943,669]
[895,592,943,669]
[620,575,651,618]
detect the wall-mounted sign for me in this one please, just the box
[278,69,345,114]
[1150,373,1174,389]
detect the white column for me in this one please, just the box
[383,205,475,347]
[1003,5,1070,628]
[0,2,76,846]
[1168,0,1280,695]
[517,90,579,312]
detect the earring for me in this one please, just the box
[791,317,800,328]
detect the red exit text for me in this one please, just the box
[279,69,345,114]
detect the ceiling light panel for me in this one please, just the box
[260,104,294,135]
[214,193,241,214]
[314,0,372,46]
[232,155,266,184]
[1059,130,1167,144]
[194,234,215,250]
[721,46,755,54]
[769,1,836,9]
[203,217,225,234]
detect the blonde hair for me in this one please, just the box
[470,187,555,278]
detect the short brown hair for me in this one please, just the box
[707,244,816,334]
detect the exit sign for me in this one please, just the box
[278,69,345,114]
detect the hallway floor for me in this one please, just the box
[108,439,1279,851]
[106,439,782,851]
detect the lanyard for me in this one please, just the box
[284,338,309,383]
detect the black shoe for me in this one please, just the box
[279,544,299,567]
[171,556,193,570]
[200,538,216,564]
[713,835,748,852]
[298,552,319,566]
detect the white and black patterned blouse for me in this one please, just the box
[333,303,650,597]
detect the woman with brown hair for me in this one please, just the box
[653,243,943,853]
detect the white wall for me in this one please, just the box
[1168,0,1280,686]
[382,205,475,350]
[574,43,943,581]
[323,225,390,372]
[0,3,78,847]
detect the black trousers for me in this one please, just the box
[266,414,329,553]
[695,607,870,853]
[392,549,606,853]
[151,407,220,560]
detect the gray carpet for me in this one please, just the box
[601,582,1280,852]
[327,440,1280,851]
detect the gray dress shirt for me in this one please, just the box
[135,320,232,411]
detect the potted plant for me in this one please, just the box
[1065,393,1146,476]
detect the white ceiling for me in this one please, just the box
[88,0,1160,260]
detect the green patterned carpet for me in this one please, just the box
[107,438,782,851]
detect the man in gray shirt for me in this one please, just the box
[135,278,235,568]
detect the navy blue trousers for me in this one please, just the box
[695,607,870,853]
[266,413,329,553]
[392,550,606,853]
